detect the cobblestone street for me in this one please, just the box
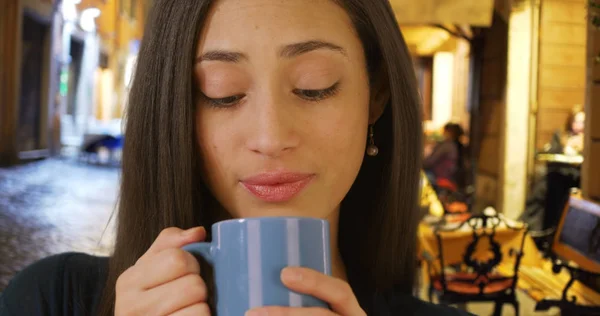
[0,158,118,290]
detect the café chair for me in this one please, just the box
[424,211,529,316]
[534,192,600,315]
[434,178,474,215]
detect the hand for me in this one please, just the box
[115,227,211,316]
[245,267,366,316]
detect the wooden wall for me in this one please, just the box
[537,0,586,149]
[586,11,600,201]
[476,14,508,205]
[0,0,21,166]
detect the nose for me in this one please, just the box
[245,92,300,158]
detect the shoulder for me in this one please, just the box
[371,291,473,316]
[0,252,109,316]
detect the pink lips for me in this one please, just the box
[240,172,314,202]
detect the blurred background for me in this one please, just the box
[1,0,600,315]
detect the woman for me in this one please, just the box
[562,107,585,155]
[543,106,585,155]
[0,1,468,315]
[423,123,464,186]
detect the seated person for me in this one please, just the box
[521,106,584,232]
[423,123,465,188]
[543,106,585,155]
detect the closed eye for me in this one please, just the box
[293,82,340,102]
[201,82,340,108]
[203,94,245,108]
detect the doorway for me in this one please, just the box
[18,14,49,153]
[60,36,85,147]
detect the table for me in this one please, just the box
[536,153,582,230]
[536,153,583,166]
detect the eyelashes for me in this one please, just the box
[292,82,340,102]
[205,95,244,108]
[202,82,340,109]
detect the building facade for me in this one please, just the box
[0,0,149,166]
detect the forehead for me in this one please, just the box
[198,0,360,54]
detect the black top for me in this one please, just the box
[0,253,471,316]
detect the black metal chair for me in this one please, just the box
[535,193,600,315]
[425,212,529,316]
[528,227,556,258]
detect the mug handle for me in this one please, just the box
[183,242,215,265]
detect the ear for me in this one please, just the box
[368,65,390,125]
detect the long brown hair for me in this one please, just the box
[98,0,422,314]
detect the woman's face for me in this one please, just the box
[572,112,585,135]
[195,0,372,219]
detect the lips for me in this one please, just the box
[240,172,314,202]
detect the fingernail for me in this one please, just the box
[282,268,303,282]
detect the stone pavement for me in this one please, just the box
[0,158,118,290]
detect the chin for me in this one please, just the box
[234,205,329,219]
[238,211,322,219]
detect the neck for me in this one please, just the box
[326,208,347,281]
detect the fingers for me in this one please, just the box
[140,227,206,262]
[125,226,205,290]
[169,303,211,316]
[146,274,208,316]
[245,307,335,316]
[115,227,210,316]
[280,267,365,316]
[120,274,208,316]
[120,248,201,291]
[116,227,206,294]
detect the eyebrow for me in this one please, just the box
[279,40,347,58]
[196,40,347,63]
[197,51,246,63]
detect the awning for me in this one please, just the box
[390,0,496,27]
[401,25,454,56]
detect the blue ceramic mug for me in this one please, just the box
[182,217,332,315]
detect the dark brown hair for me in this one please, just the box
[98,0,422,314]
[443,123,464,142]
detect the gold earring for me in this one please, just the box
[366,125,379,156]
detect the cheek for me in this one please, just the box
[195,111,230,187]
[312,95,369,190]
[318,117,366,157]
[196,112,212,160]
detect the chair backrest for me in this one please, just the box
[553,192,600,274]
[434,212,529,294]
